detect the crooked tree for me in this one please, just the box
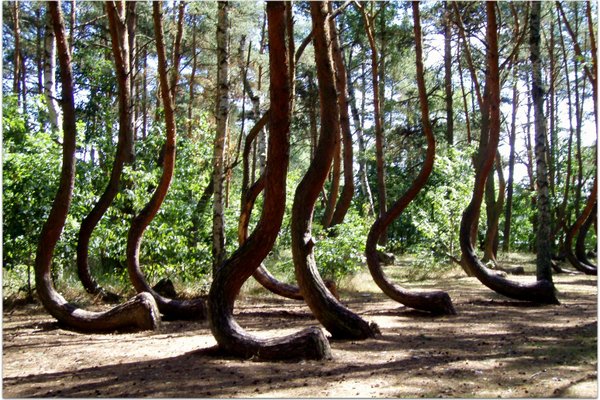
[364,1,456,316]
[34,0,160,333]
[208,1,331,360]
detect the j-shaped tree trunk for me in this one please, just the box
[565,178,598,275]
[76,0,135,303]
[576,202,597,269]
[208,2,331,360]
[458,2,558,305]
[126,2,206,320]
[364,2,456,316]
[34,1,160,333]
[291,1,378,340]
[329,3,355,228]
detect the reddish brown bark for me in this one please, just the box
[208,2,331,360]
[76,0,134,303]
[565,178,598,275]
[329,3,355,227]
[35,1,160,333]
[291,1,378,340]
[126,2,206,320]
[458,2,558,304]
[364,2,456,316]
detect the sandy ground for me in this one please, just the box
[2,270,597,398]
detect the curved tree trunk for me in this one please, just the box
[483,154,506,265]
[329,4,355,228]
[208,2,331,360]
[364,2,456,316]
[126,2,206,320]
[35,1,160,333]
[76,0,135,303]
[575,202,597,268]
[291,1,378,340]
[458,2,558,305]
[565,178,598,274]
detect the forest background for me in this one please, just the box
[2,0,597,305]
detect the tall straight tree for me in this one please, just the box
[530,1,554,282]
[212,0,230,273]
[34,0,160,333]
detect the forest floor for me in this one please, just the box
[2,258,598,398]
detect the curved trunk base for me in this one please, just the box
[38,285,161,333]
[209,297,331,360]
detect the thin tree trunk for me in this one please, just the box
[329,6,355,227]
[212,1,230,273]
[13,1,22,103]
[208,2,331,360]
[502,67,520,252]
[458,2,558,305]
[365,2,456,315]
[126,2,206,320]
[291,1,378,340]
[358,2,387,244]
[187,19,197,138]
[443,0,454,146]
[44,7,61,130]
[531,1,555,283]
[35,1,160,333]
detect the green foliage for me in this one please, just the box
[314,209,370,284]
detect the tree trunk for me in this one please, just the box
[126,2,206,320]
[502,67,520,252]
[76,0,136,303]
[212,1,230,273]
[329,5,355,227]
[575,202,597,268]
[483,154,505,264]
[565,178,598,274]
[208,2,331,360]
[291,1,378,340]
[364,2,456,316]
[359,3,387,244]
[12,1,22,103]
[35,1,160,333]
[530,1,555,283]
[347,50,374,214]
[43,8,61,130]
[443,0,454,146]
[458,2,558,305]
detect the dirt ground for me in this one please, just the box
[2,268,597,398]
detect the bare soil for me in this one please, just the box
[3,269,597,398]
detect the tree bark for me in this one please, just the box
[443,0,454,146]
[565,178,598,274]
[502,66,520,252]
[329,5,355,227]
[364,2,456,316]
[458,2,558,305]
[43,7,61,130]
[208,2,332,360]
[35,1,160,333]
[126,2,206,320]
[575,202,597,268]
[358,2,387,243]
[291,1,378,340]
[212,1,230,273]
[530,1,555,283]
[76,0,137,303]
